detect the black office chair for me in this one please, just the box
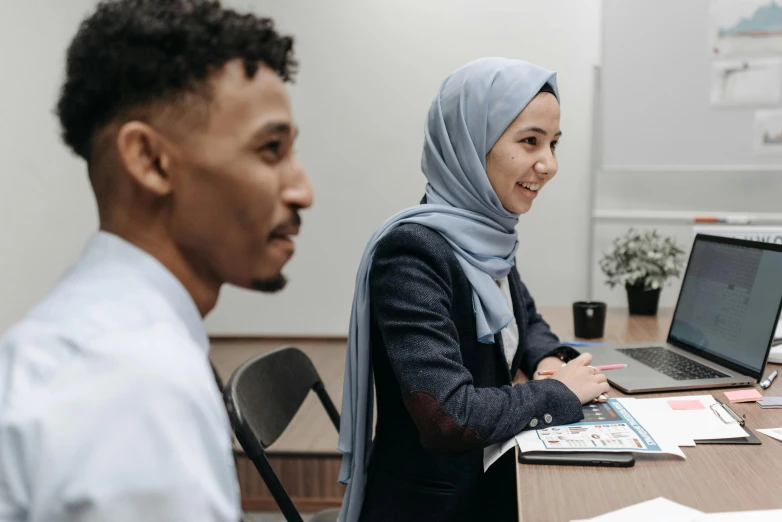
[224,347,342,522]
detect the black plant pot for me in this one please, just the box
[625,283,661,316]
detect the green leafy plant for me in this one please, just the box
[599,229,686,291]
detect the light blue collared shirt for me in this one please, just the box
[0,232,241,522]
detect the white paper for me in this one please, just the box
[711,57,782,106]
[574,498,782,522]
[757,427,782,442]
[709,0,782,57]
[769,344,782,363]
[767,323,781,361]
[692,510,782,521]
[618,397,695,447]
[490,396,745,471]
[768,316,782,363]
[571,497,702,522]
[482,436,516,472]
[629,395,748,442]
[515,399,686,458]
[486,397,687,472]
[755,109,782,154]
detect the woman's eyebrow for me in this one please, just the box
[517,126,563,137]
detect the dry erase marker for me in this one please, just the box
[760,369,778,390]
[694,216,751,225]
[537,364,628,376]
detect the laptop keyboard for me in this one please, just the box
[616,346,729,381]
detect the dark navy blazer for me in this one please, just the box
[358,223,584,522]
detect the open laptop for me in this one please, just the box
[590,234,782,394]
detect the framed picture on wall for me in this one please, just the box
[710,0,782,57]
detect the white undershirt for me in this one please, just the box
[497,277,519,367]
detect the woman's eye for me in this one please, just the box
[551,140,559,150]
[521,137,536,146]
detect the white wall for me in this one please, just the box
[0,1,100,333]
[592,0,782,309]
[0,0,603,336]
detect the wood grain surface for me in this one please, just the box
[518,307,782,522]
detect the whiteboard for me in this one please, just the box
[602,0,782,167]
[593,0,782,310]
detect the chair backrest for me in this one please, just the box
[225,346,334,449]
[223,346,341,522]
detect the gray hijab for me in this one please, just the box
[337,57,559,522]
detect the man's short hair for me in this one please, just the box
[56,0,297,161]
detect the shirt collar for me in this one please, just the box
[80,231,210,354]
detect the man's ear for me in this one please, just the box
[115,121,173,196]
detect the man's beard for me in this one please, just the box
[250,274,288,293]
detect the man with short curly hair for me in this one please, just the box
[0,1,312,520]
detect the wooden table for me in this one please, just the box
[520,308,782,521]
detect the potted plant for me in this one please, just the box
[599,229,686,315]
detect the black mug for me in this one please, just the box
[572,301,607,339]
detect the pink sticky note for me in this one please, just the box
[667,399,705,410]
[724,388,764,403]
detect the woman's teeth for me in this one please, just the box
[519,182,540,191]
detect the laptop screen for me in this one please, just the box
[668,236,782,375]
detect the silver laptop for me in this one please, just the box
[590,234,782,394]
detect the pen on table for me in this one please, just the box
[760,369,778,390]
[561,341,607,347]
[537,363,628,376]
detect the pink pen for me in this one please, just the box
[537,363,628,376]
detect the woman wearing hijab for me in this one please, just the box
[337,58,611,522]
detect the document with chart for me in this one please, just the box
[515,400,685,457]
[484,399,685,471]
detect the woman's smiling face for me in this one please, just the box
[485,91,561,215]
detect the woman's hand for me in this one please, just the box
[551,353,610,404]
[533,356,565,380]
